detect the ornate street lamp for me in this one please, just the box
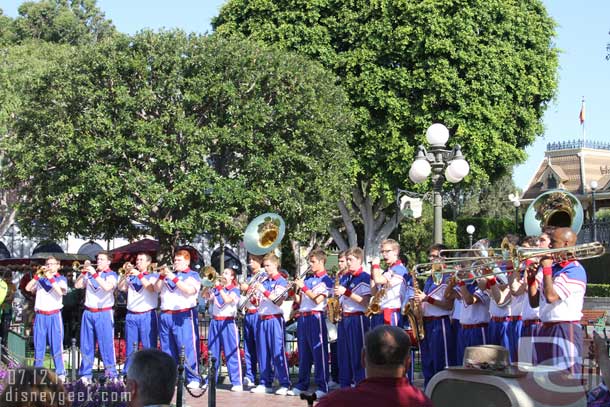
[591,180,598,241]
[409,123,470,244]
[466,224,475,248]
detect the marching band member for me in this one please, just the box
[328,251,348,389]
[155,249,201,389]
[117,253,159,374]
[205,268,243,392]
[288,248,333,398]
[240,253,263,388]
[250,253,292,395]
[456,275,490,365]
[75,252,118,382]
[413,244,455,386]
[334,247,371,388]
[527,227,586,375]
[25,256,68,381]
[370,239,408,328]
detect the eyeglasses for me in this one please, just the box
[380,250,393,254]
[45,262,58,266]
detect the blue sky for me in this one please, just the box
[2,0,609,191]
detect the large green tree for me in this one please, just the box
[1,31,354,259]
[213,0,559,257]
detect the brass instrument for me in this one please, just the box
[402,266,424,345]
[272,266,311,305]
[514,242,605,265]
[72,261,97,271]
[117,262,134,276]
[365,283,386,317]
[523,189,584,236]
[243,213,285,256]
[201,267,227,289]
[238,269,269,311]
[415,262,448,286]
[327,272,342,324]
[36,266,48,277]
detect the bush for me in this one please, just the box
[586,284,610,298]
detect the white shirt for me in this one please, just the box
[33,277,67,312]
[84,271,117,309]
[339,270,371,313]
[537,262,586,322]
[258,275,287,316]
[159,270,201,311]
[210,286,240,318]
[299,273,332,312]
[126,273,159,312]
[460,288,490,325]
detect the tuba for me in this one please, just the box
[523,189,584,236]
[243,213,285,256]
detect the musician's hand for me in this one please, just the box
[295,279,305,289]
[413,291,426,303]
[334,286,346,296]
[371,257,381,267]
[239,282,248,292]
[255,282,265,292]
[540,256,553,269]
[476,278,487,291]
[87,266,96,275]
[166,272,176,281]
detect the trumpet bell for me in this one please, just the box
[243,213,285,255]
[524,189,584,236]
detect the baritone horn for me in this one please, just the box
[523,189,584,236]
[243,213,285,256]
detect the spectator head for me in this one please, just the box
[361,325,411,378]
[127,349,177,407]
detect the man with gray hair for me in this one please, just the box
[126,349,177,407]
[316,325,432,406]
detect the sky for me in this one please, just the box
[2,0,609,192]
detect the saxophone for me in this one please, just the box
[326,272,342,324]
[365,282,386,317]
[402,266,425,344]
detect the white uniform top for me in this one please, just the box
[159,270,201,311]
[509,290,527,318]
[210,285,240,318]
[422,276,452,317]
[375,262,407,310]
[126,273,159,312]
[33,277,68,312]
[258,274,287,316]
[84,270,117,309]
[452,297,463,321]
[299,272,333,312]
[537,262,586,323]
[489,295,510,318]
[339,269,371,313]
[460,288,490,325]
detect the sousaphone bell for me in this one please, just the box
[523,189,584,236]
[243,212,286,255]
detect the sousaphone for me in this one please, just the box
[523,189,584,236]
[243,212,286,255]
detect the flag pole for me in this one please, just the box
[579,96,586,145]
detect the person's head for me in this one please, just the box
[549,227,577,248]
[262,253,280,275]
[248,254,264,272]
[428,244,447,261]
[0,367,68,406]
[127,349,177,407]
[361,326,411,378]
[337,251,348,273]
[380,239,400,264]
[538,231,551,249]
[45,256,60,274]
[308,248,327,274]
[135,253,152,272]
[174,249,191,272]
[222,267,236,285]
[520,235,539,248]
[97,251,111,271]
[345,247,364,273]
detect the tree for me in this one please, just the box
[213,0,559,257]
[1,31,354,260]
[12,0,116,45]
[449,172,520,220]
[0,9,15,45]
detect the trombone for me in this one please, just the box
[513,242,605,265]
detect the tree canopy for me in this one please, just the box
[213,0,559,254]
[1,31,355,258]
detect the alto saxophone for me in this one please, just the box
[326,272,342,324]
[365,283,386,317]
[402,266,425,343]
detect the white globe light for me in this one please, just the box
[444,167,461,183]
[591,180,598,190]
[425,123,450,146]
[466,225,475,235]
[446,158,470,180]
[409,159,431,183]
[513,199,521,208]
[508,193,516,202]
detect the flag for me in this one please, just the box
[579,98,585,124]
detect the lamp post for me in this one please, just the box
[591,180,598,241]
[512,199,521,234]
[466,224,475,248]
[409,123,470,244]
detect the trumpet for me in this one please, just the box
[117,262,135,276]
[201,267,227,288]
[35,266,49,277]
[72,261,97,271]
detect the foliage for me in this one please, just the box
[399,202,457,265]
[11,0,116,45]
[582,254,610,284]
[586,284,610,298]
[455,216,515,248]
[213,0,559,253]
[449,172,520,220]
[596,209,610,221]
[0,9,15,45]
[1,31,354,259]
